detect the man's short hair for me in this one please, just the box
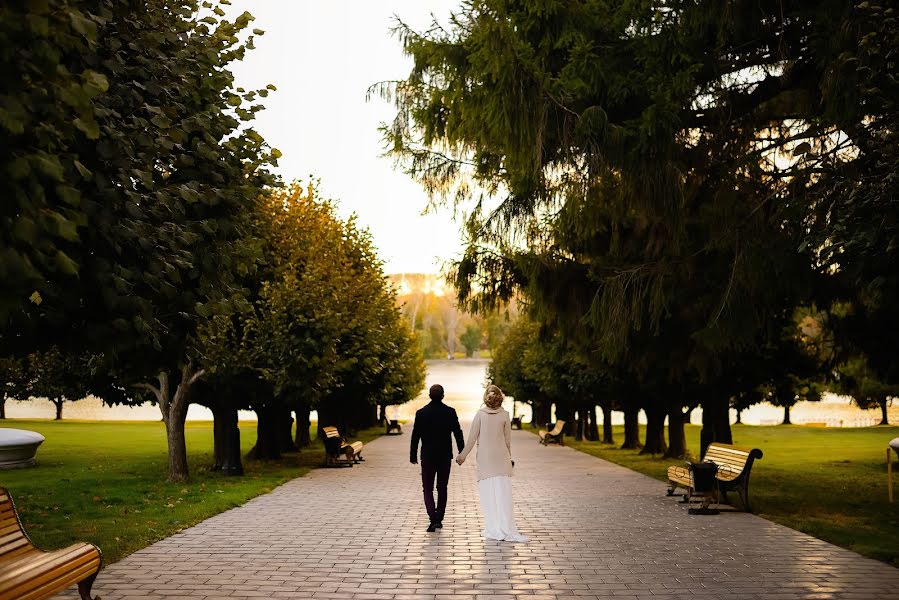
[429,384,444,401]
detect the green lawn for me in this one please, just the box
[0,419,382,563]
[567,424,899,566]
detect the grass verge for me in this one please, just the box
[565,423,899,566]
[0,419,382,563]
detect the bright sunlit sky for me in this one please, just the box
[227,1,462,275]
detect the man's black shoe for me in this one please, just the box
[426,523,438,532]
[434,522,443,529]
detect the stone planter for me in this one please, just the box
[0,428,46,469]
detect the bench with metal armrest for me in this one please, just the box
[538,420,566,446]
[666,443,763,512]
[322,426,364,467]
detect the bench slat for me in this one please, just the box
[1,543,98,582]
[3,555,101,600]
[0,488,102,600]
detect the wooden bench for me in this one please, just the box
[322,426,364,467]
[666,443,764,512]
[385,419,403,435]
[538,420,566,446]
[510,417,522,430]
[0,487,102,600]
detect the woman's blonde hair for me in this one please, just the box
[483,384,505,410]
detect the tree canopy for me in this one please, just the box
[386,0,898,455]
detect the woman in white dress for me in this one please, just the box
[455,385,528,542]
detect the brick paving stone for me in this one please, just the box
[54,428,899,599]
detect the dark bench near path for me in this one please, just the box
[667,442,764,512]
[321,426,364,467]
[53,427,899,600]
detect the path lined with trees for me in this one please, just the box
[54,430,899,600]
[383,0,899,459]
[1,1,424,481]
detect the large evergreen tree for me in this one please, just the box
[383,0,885,456]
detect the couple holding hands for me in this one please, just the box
[410,383,528,542]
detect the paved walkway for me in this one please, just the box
[60,428,899,600]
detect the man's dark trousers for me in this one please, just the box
[421,459,451,523]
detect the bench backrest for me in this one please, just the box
[549,420,566,436]
[705,443,763,474]
[321,426,345,455]
[1,488,34,560]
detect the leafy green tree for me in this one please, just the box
[199,182,425,459]
[0,1,108,319]
[489,318,549,426]
[834,356,899,426]
[2,1,278,481]
[0,356,27,419]
[26,347,90,420]
[460,323,482,357]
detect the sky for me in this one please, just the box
[227,0,462,275]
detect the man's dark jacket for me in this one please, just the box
[410,400,465,463]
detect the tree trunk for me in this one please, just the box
[531,400,551,429]
[601,404,614,444]
[165,403,190,483]
[277,405,297,453]
[221,401,243,476]
[575,406,585,441]
[879,397,889,425]
[621,404,641,449]
[165,366,200,483]
[317,404,338,439]
[640,402,667,455]
[684,406,693,425]
[135,367,200,482]
[555,405,575,436]
[248,404,282,461]
[587,405,600,441]
[0,396,6,419]
[735,409,742,424]
[782,404,792,425]
[212,403,226,471]
[295,403,312,448]
[699,395,732,459]
[53,398,63,420]
[664,399,687,459]
[210,393,243,475]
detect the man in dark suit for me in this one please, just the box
[410,384,465,532]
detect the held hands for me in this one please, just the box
[455,455,465,466]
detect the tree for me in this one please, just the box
[26,348,90,420]
[0,1,108,319]
[803,2,899,394]
[1,1,278,481]
[488,318,549,426]
[460,323,482,357]
[0,357,27,419]
[382,0,852,459]
[835,356,899,426]
[198,182,425,460]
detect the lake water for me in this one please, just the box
[5,358,896,426]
